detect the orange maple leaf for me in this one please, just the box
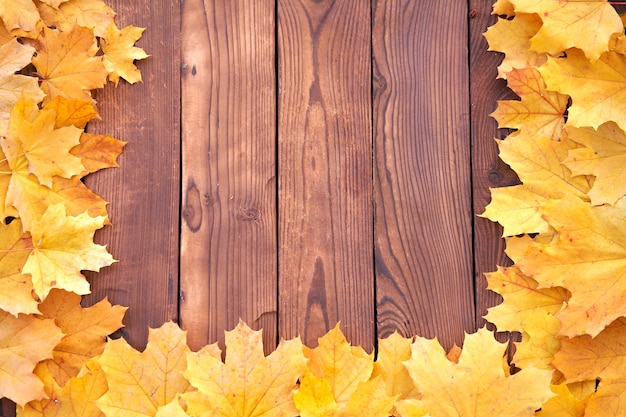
[71,133,125,175]
[45,96,100,129]
[564,122,626,206]
[101,22,148,85]
[38,289,127,386]
[398,328,554,417]
[507,196,626,337]
[0,309,64,407]
[182,320,308,417]
[20,359,107,417]
[490,66,568,140]
[32,25,108,103]
[22,203,115,300]
[96,321,191,417]
[36,0,115,37]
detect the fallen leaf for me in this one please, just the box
[46,96,99,129]
[36,0,115,37]
[101,22,148,85]
[71,133,125,175]
[372,331,418,402]
[534,383,589,417]
[0,0,41,33]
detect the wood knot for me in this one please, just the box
[184,182,202,232]
[235,207,260,222]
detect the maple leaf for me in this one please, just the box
[71,133,125,175]
[1,97,85,187]
[36,0,115,38]
[490,66,568,140]
[483,13,546,78]
[492,0,515,16]
[0,309,64,407]
[101,22,148,86]
[401,328,553,416]
[19,358,107,417]
[294,371,397,417]
[182,320,307,417]
[372,332,418,402]
[22,203,114,300]
[564,122,626,206]
[0,37,35,74]
[96,321,191,417]
[32,25,108,104]
[37,289,127,386]
[553,318,626,416]
[511,0,622,60]
[538,49,626,130]
[507,196,626,337]
[0,0,41,34]
[40,0,71,8]
[46,96,100,129]
[0,218,38,316]
[534,383,589,417]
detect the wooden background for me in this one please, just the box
[3,0,518,413]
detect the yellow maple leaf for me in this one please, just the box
[20,358,107,417]
[553,318,626,416]
[372,332,418,403]
[1,97,85,187]
[507,196,626,337]
[402,328,554,416]
[32,25,108,103]
[564,122,626,206]
[22,203,114,300]
[182,320,307,417]
[38,289,127,386]
[538,49,626,130]
[0,309,64,407]
[492,0,515,16]
[491,67,568,140]
[0,146,19,219]
[483,13,546,78]
[0,218,38,316]
[534,383,589,417]
[0,0,41,34]
[71,133,126,176]
[511,0,622,60]
[96,321,191,417]
[294,371,397,417]
[101,22,148,86]
[40,0,71,8]
[36,0,115,38]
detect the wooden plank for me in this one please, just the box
[83,0,181,350]
[468,0,519,329]
[180,0,278,352]
[1,399,14,417]
[372,0,474,350]
[277,0,374,350]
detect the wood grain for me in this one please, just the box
[469,0,519,328]
[277,0,374,350]
[372,0,475,350]
[180,0,278,351]
[1,399,14,417]
[83,0,181,350]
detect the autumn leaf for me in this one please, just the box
[507,196,626,337]
[71,133,125,175]
[46,96,100,129]
[484,13,546,78]
[22,203,114,300]
[38,289,127,386]
[401,328,553,417]
[534,383,589,417]
[182,320,307,417]
[538,49,626,130]
[19,358,107,417]
[1,97,85,187]
[564,122,626,206]
[0,309,64,407]
[0,0,41,34]
[511,0,622,60]
[372,332,418,402]
[96,321,191,417]
[101,22,148,85]
[553,318,626,416]
[492,0,515,16]
[36,0,115,37]
[32,25,108,103]
[490,66,568,140]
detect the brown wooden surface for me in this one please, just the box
[180,0,278,352]
[277,0,375,350]
[469,0,519,328]
[372,0,474,349]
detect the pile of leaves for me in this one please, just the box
[2,0,626,415]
